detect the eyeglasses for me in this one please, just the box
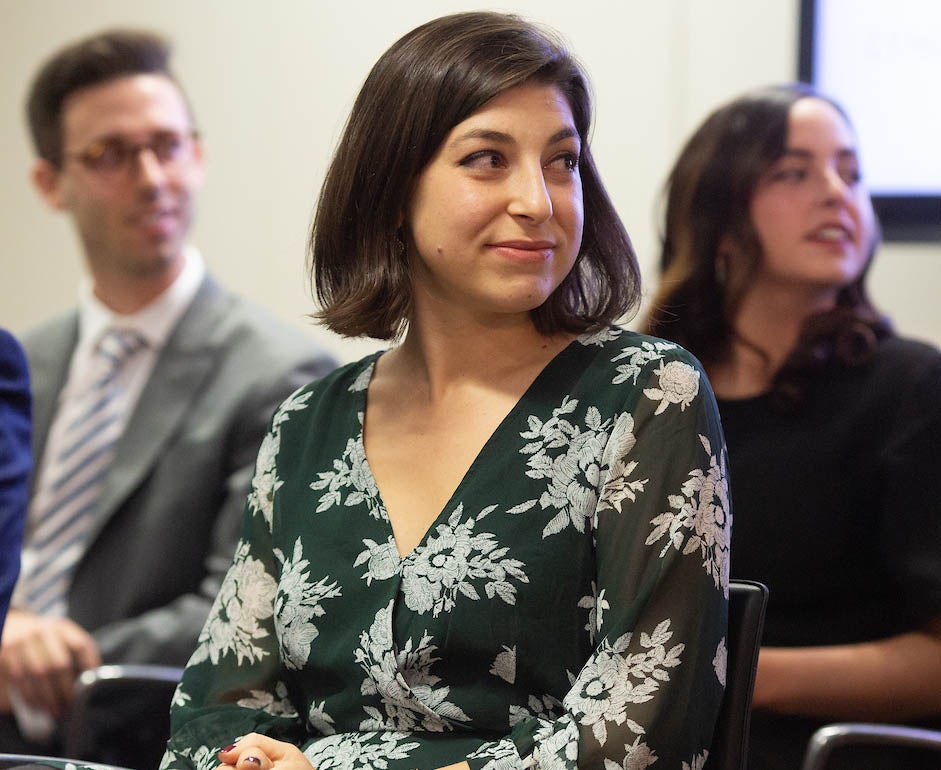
[63,130,199,176]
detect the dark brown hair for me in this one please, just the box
[646,83,890,410]
[27,29,184,167]
[309,11,640,340]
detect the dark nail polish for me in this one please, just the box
[221,745,237,753]
[244,757,262,767]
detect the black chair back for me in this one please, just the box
[703,579,769,770]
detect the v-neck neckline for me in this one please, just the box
[355,336,583,561]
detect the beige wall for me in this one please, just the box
[2,0,938,362]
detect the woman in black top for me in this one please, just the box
[646,83,941,769]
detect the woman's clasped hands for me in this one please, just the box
[218,734,313,770]
[218,739,468,770]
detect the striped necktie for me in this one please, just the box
[20,328,146,617]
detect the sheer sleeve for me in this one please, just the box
[161,390,315,770]
[468,348,730,770]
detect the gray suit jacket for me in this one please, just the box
[21,276,335,666]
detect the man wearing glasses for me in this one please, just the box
[0,29,335,755]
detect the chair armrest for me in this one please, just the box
[0,752,134,770]
[64,664,184,761]
[801,722,941,770]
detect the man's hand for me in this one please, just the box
[0,608,101,718]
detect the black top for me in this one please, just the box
[719,335,941,770]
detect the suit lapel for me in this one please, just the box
[27,316,79,496]
[91,277,233,533]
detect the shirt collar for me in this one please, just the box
[77,246,206,355]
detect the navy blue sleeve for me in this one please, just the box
[0,328,32,636]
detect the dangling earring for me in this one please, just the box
[715,253,728,287]
[393,231,406,259]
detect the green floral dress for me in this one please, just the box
[162,327,731,770]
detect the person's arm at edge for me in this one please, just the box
[754,618,941,720]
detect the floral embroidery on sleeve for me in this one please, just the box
[643,360,701,414]
[188,540,278,667]
[273,538,342,669]
[645,435,731,596]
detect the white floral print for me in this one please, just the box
[467,737,525,770]
[577,584,610,641]
[309,700,337,735]
[310,414,382,519]
[171,687,189,708]
[401,504,528,616]
[713,637,728,687]
[161,746,217,770]
[354,536,401,585]
[531,717,580,770]
[247,388,312,527]
[189,540,277,666]
[490,645,516,684]
[611,339,677,385]
[564,620,683,745]
[349,363,374,393]
[237,680,298,717]
[578,326,623,347]
[355,601,470,732]
[643,359,700,414]
[273,537,342,669]
[605,737,659,770]
[514,397,612,538]
[646,434,732,596]
[508,693,563,726]
[596,412,647,520]
[304,731,420,770]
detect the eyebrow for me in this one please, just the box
[452,127,579,146]
[780,147,858,161]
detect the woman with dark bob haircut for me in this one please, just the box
[648,83,941,770]
[164,12,729,770]
[309,12,637,339]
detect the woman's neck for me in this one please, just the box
[708,281,836,399]
[379,282,578,402]
[384,315,575,404]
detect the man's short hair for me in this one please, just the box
[26,29,182,167]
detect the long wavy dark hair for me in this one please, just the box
[645,83,891,410]
[309,11,640,340]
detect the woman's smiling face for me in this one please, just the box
[747,96,875,300]
[404,81,584,324]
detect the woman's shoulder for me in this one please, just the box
[856,334,941,394]
[575,326,706,375]
[566,326,712,416]
[873,334,941,369]
[273,351,382,421]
